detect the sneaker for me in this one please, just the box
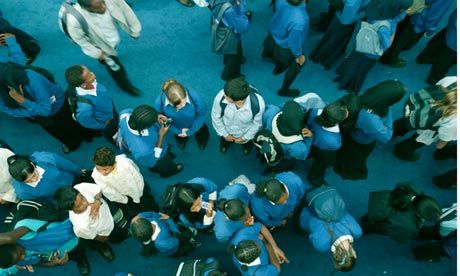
[277,88,300,97]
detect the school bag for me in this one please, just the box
[305,186,346,222]
[403,82,456,130]
[3,200,61,232]
[58,0,89,42]
[175,257,223,276]
[210,2,238,55]
[219,85,260,119]
[355,20,391,56]
[253,130,283,166]
[161,183,186,219]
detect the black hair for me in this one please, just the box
[175,184,206,223]
[217,198,247,221]
[228,240,260,272]
[287,0,305,6]
[65,65,85,87]
[54,186,79,211]
[131,216,154,243]
[128,105,158,134]
[254,178,285,203]
[223,75,250,101]
[413,195,441,221]
[0,243,23,268]
[77,0,92,7]
[93,147,116,166]
[389,183,418,211]
[315,101,348,128]
[7,155,34,182]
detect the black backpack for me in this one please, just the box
[253,130,283,166]
[65,85,93,115]
[161,183,185,219]
[175,258,223,276]
[3,200,61,232]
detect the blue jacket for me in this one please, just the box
[230,222,279,276]
[137,211,180,256]
[0,70,65,118]
[306,108,342,151]
[410,0,454,36]
[446,9,457,51]
[264,105,312,160]
[75,83,115,130]
[0,36,26,65]
[213,184,250,243]
[269,0,309,58]
[118,108,167,168]
[210,0,250,40]
[365,11,406,58]
[336,0,371,25]
[13,151,79,204]
[350,109,393,145]
[179,177,218,230]
[250,172,305,227]
[299,208,362,252]
[153,89,207,136]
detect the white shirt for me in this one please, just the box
[88,9,120,48]
[92,154,144,204]
[0,148,18,203]
[69,183,114,239]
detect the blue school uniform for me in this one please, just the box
[350,108,393,145]
[137,211,180,256]
[306,108,342,151]
[75,83,115,130]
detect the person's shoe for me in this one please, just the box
[243,146,252,156]
[382,58,407,68]
[97,243,115,262]
[220,142,228,153]
[262,50,275,63]
[416,55,435,64]
[432,174,457,190]
[277,88,300,97]
[124,85,140,96]
[77,254,90,275]
[176,163,184,173]
[198,142,208,151]
[273,66,286,75]
[62,144,71,154]
[425,75,438,85]
[240,56,247,64]
[394,149,420,161]
[177,140,186,149]
[176,0,194,7]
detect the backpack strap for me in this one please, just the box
[60,0,89,40]
[220,89,260,119]
[214,2,232,25]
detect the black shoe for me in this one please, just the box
[62,144,71,154]
[97,243,115,262]
[262,51,275,63]
[77,254,90,275]
[177,140,186,149]
[242,145,252,155]
[432,175,457,190]
[220,143,228,153]
[416,55,435,64]
[381,58,407,68]
[176,163,184,173]
[277,88,300,97]
[394,149,420,161]
[273,66,286,75]
[425,75,438,85]
[198,142,207,151]
[123,85,140,96]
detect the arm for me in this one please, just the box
[0,227,30,245]
[224,3,250,34]
[337,1,361,25]
[264,241,281,272]
[117,0,142,38]
[66,12,103,59]
[242,94,265,141]
[48,152,80,175]
[260,224,290,264]
[75,102,106,129]
[2,34,26,65]
[377,23,392,51]
[185,91,207,136]
[211,91,229,137]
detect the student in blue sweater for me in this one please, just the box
[117,104,183,177]
[130,211,181,257]
[262,0,309,97]
[7,151,80,204]
[250,171,306,230]
[153,79,209,150]
[65,65,119,145]
[214,182,252,243]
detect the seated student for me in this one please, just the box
[91,147,159,220]
[54,183,130,272]
[64,65,119,144]
[153,79,210,150]
[7,152,81,204]
[117,104,183,177]
[211,76,265,155]
[0,139,18,205]
[250,171,305,230]
[228,221,289,276]
[130,211,181,257]
[214,179,253,243]
[0,218,81,275]
[360,182,442,243]
[169,177,218,231]
[295,187,362,272]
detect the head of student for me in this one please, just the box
[229,240,261,272]
[217,198,253,225]
[332,240,357,272]
[93,147,116,176]
[162,79,187,110]
[78,0,106,14]
[254,178,288,205]
[65,65,96,89]
[0,243,26,269]
[315,101,349,128]
[54,186,89,214]
[128,105,159,135]
[224,75,250,103]
[175,183,206,213]
[7,155,38,183]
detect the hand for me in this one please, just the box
[0,33,15,46]
[224,135,235,142]
[51,251,69,266]
[157,114,168,124]
[301,128,313,137]
[98,51,107,61]
[90,200,101,220]
[105,118,112,126]
[178,128,189,138]
[16,265,34,273]
[273,246,290,264]
[206,201,214,217]
[158,123,170,136]
[295,55,305,66]
[436,140,448,149]
[159,213,170,220]
[9,85,26,104]
[234,137,245,144]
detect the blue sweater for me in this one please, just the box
[0,36,26,65]
[306,108,342,151]
[299,208,362,252]
[410,0,454,36]
[250,172,305,227]
[75,83,115,130]
[230,223,279,276]
[0,70,65,118]
[137,211,180,256]
[210,0,250,40]
[118,108,167,168]
[350,109,393,145]
[263,105,312,160]
[13,152,79,204]
[153,89,207,136]
[446,9,457,51]
[336,0,371,25]
[269,0,309,58]
[213,184,250,243]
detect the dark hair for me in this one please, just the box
[334,255,356,272]
[163,79,186,107]
[131,216,154,243]
[254,179,285,203]
[413,195,441,221]
[0,243,23,268]
[65,65,85,87]
[77,0,92,7]
[128,105,158,133]
[217,198,247,221]
[228,240,260,272]
[223,76,250,101]
[287,0,305,6]
[175,184,206,223]
[315,102,348,128]
[54,186,79,211]
[7,155,34,182]
[389,183,418,211]
[93,147,116,166]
